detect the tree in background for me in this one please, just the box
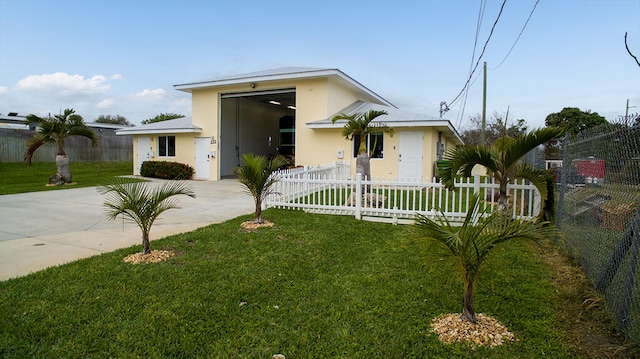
[544,107,607,159]
[95,114,134,127]
[141,113,185,125]
[100,179,195,255]
[461,112,527,147]
[24,108,98,184]
[624,32,640,67]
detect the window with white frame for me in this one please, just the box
[353,133,384,159]
[158,135,176,157]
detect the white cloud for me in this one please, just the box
[97,98,117,108]
[16,72,110,96]
[133,88,166,98]
[0,74,191,126]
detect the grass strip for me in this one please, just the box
[0,162,141,195]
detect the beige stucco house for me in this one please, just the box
[117,67,463,181]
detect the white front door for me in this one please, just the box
[398,131,423,181]
[194,137,211,179]
[136,137,151,174]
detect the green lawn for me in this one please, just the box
[0,162,141,194]
[0,209,573,358]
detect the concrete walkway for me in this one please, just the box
[0,178,253,281]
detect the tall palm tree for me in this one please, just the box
[414,194,557,323]
[24,108,98,184]
[438,127,563,217]
[100,179,195,254]
[331,109,391,180]
[233,153,288,224]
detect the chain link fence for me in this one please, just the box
[556,119,640,344]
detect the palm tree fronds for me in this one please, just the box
[413,192,558,321]
[438,146,497,190]
[503,127,563,170]
[67,124,98,146]
[99,178,195,253]
[233,153,288,222]
[513,163,551,203]
[24,134,47,164]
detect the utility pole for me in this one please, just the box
[439,101,449,119]
[481,61,487,146]
[625,98,636,125]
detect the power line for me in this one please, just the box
[457,69,484,128]
[468,0,487,77]
[447,0,507,109]
[457,0,487,127]
[490,0,540,70]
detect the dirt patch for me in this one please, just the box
[240,220,274,231]
[430,313,516,347]
[123,250,175,264]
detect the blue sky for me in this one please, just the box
[1,0,638,129]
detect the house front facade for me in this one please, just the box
[117,67,463,181]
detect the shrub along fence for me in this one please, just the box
[556,121,640,344]
[0,128,132,162]
[265,162,541,224]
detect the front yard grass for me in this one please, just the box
[0,161,141,195]
[0,208,575,358]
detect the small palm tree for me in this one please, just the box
[233,153,288,224]
[100,179,195,254]
[24,108,98,184]
[438,127,563,217]
[331,109,391,179]
[413,194,557,323]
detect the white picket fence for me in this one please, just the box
[265,162,542,224]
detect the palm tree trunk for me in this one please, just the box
[56,155,72,183]
[254,199,263,224]
[356,152,371,194]
[142,231,151,255]
[497,181,508,214]
[461,277,477,323]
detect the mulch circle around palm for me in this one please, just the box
[123,250,175,264]
[430,313,516,347]
[240,220,274,231]
[45,182,77,187]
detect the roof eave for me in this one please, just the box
[174,68,395,108]
[306,120,463,144]
[116,128,202,136]
[174,69,340,91]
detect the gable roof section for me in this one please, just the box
[307,100,463,144]
[173,67,395,108]
[116,117,201,135]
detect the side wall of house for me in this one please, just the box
[295,78,368,168]
[340,127,461,180]
[154,134,195,166]
[130,133,197,176]
[192,88,219,179]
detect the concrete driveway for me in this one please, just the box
[0,178,253,281]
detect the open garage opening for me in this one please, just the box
[220,89,296,177]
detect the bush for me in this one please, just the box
[140,161,194,180]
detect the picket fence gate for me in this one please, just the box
[264,162,542,225]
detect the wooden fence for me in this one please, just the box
[265,162,541,224]
[0,128,132,162]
